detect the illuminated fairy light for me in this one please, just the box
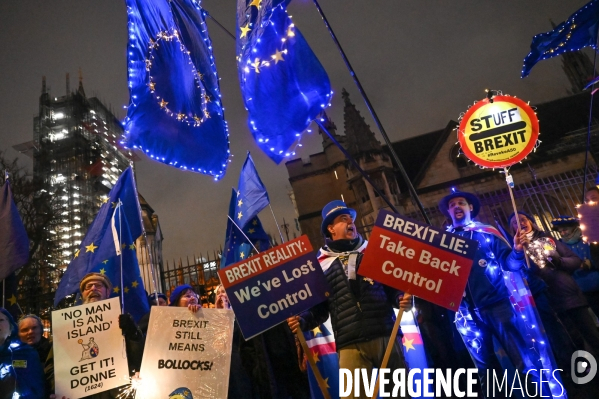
[116,373,142,399]
[525,237,557,269]
[122,1,230,179]
[237,2,332,160]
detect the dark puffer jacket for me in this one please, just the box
[299,252,401,350]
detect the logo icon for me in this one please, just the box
[571,350,597,384]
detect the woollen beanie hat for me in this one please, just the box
[169,284,194,306]
[79,273,113,294]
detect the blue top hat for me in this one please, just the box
[321,200,357,237]
[438,191,481,219]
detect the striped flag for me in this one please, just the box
[400,310,432,397]
[303,321,339,399]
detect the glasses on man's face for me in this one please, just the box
[84,282,105,291]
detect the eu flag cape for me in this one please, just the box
[124,0,229,178]
[236,0,332,163]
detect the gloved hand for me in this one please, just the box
[119,313,140,339]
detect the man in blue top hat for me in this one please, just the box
[288,200,409,399]
[438,191,539,396]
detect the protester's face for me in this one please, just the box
[177,289,198,307]
[0,314,12,344]
[18,318,42,346]
[448,197,472,226]
[328,213,357,240]
[586,189,599,203]
[511,214,533,234]
[82,279,109,303]
[556,225,577,239]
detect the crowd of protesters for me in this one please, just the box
[2,191,599,399]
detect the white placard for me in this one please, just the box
[51,297,130,398]
[135,307,234,399]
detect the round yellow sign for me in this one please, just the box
[458,95,539,168]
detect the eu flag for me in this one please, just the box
[124,0,229,179]
[235,153,270,229]
[522,0,599,77]
[0,179,29,281]
[303,322,339,399]
[400,310,432,395]
[236,0,332,163]
[54,167,150,322]
[223,189,271,267]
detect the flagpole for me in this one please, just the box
[2,280,4,308]
[129,163,160,301]
[118,200,125,313]
[227,215,259,253]
[310,0,431,224]
[582,31,599,202]
[203,10,236,40]
[268,204,285,243]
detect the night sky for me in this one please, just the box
[0,0,590,263]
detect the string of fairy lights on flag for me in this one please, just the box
[122,0,230,180]
[236,0,332,163]
[145,29,211,127]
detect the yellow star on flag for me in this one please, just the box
[251,58,262,73]
[102,260,109,264]
[7,294,17,306]
[253,219,258,226]
[312,326,322,335]
[249,0,261,8]
[237,211,243,220]
[312,350,320,363]
[129,243,136,250]
[248,228,255,234]
[74,249,80,258]
[176,113,185,121]
[148,82,156,92]
[85,242,98,253]
[100,268,106,275]
[272,49,285,64]
[324,377,330,389]
[240,23,252,39]
[113,287,120,294]
[111,202,117,208]
[101,197,109,204]
[124,286,130,294]
[403,338,415,351]
[159,99,168,108]
[240,252,245,259]
[132,281,139,288]
[238,199,243,207]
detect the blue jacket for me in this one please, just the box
[0,338,44,399]
[449,225,525,310]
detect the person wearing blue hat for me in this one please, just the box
[0,307,44,399]
[148,292,168,307]
[169,284,201,313]
[439,191,538,395]
[288,200,410,398]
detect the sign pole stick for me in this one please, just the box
[504,168,531,269]
[296,328,332,399]
[370,309,404,399]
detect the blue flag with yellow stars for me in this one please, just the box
[236,0,332,163]
[54,167,149,322]
[235,153,269,229]
[0,178,29,281]
[522,0,599,77]
[303,323,339,399]
[223,188,271,267]
[123,0,229,179]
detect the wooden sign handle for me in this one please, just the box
[296,328,332,399]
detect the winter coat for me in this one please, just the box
[299,250,401,350]
[528,231,587,313]
[0,338,44,399]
